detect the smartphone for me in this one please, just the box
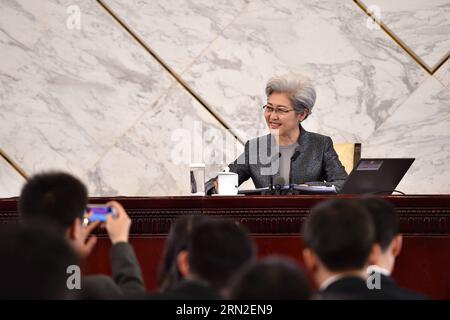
[83,204,116,225]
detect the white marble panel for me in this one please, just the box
[0,0,173,179]
[182,0,427,144]
[363,61,450,194]
[435,58,449,87]
[0,157,25,198]
[103,0,248,73]
[362,0,450,69]
[86,82,246,196]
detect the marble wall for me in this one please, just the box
[0,0,244,196]
[0,0,448,196]
[363,0,450,69]
[364,64,449,193]
[0,157,25,198]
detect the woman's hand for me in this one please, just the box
[214,179,219,193]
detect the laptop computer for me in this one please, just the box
[339,158,415,195]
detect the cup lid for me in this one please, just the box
[218,166,236,175]
[189,163,205,168]
[218,171,237,175]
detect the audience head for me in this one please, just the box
[157,215,211,292]
[358,197,402,273]
[183,219,256,292]
[19,171,87,230]
[230,256,312,300]
[0,223,79,299]
[302,199,375,282]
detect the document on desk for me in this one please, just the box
[237,184,337,194]
[293,184,336,193]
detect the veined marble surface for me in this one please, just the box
[0,158,25,198]
[363,61,450,194]
[1,0,448,195]
[362,0,450,70]
[436,58,449,87]
[86,82,245,196]
[103,0,248,73]
[182,0,427,143]
[0,0,173,186]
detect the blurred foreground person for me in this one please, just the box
[302,199,380,299]
[359,198,427,299]
[147,218,255,299]
[230,256,312,300]
[19,171,145,298]
[0,223,78,299]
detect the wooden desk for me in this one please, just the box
[1,195,450,299]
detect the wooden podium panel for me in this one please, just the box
[1,195,450,299]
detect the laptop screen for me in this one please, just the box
[339,158,415,195]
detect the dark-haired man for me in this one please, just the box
[359,198,426,299]
[302,199,380,299]
[19,171,145,298]
[160,219,255,299]
[230,256,312,300]
[0,223,79,299]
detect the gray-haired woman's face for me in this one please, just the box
[264,92,307,136]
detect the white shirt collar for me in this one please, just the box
[319,274,347,291]
[367,265,391,276]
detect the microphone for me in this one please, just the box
[288,150,301,192]
[269,152,282,193]
[291,150,301,162]
[273,177,285,195]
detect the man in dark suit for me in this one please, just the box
[155,218,256,300]
[302,199,380,299]
[359,198,427,299]
[19,172,145,299]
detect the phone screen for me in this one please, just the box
[84,205,113,223]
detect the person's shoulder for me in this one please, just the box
[81,274,122,299]
[319,277,375,300]
[244,133,272,147]
[253,133,271,142]
[304,129,331,142]
[82,274,116,286]
[158,279,221,300]
[380,275,428,300]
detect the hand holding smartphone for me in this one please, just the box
[105,201,132,244]
[83,204,117,226]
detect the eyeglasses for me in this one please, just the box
[262,105,295,115]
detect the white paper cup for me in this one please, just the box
[217,171,238,195]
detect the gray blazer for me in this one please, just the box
[206,126,348,194]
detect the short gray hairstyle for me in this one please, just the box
[265,74,316,117]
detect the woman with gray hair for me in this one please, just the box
[206,74,347,194]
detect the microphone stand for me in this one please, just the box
[267,152,281,195]
[273,177,285,196]
[288,150,301,195]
